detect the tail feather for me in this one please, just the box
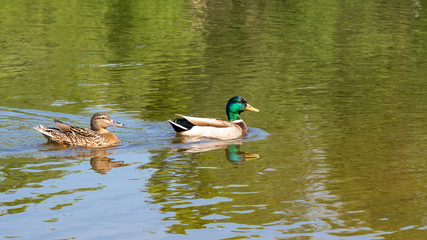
[34,125,65,143]
[168,118,194,133]
[34,125,54,138]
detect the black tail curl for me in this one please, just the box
[169,118,195,132]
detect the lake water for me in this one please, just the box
[0,1,426,239]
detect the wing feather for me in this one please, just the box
[177,114,234,128]
[54,120,72,132]
[54,120,100,138]
[70,126,100,138]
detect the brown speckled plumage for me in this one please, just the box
[34,112,123,148]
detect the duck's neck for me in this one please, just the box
[95,128,109,134]
[227,112,242,121]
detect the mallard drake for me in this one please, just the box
[168,96,259,140]
[34,112,124,148]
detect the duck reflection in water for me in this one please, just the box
[88,149,124,174]
[37,144,124,174]
[171,137,259,163]
[225,144,259,163]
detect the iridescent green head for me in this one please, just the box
[226,96,260,121]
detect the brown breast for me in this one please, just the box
[102,132,121,145]
[234,121,248,135]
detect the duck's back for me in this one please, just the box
[73,130,120,147]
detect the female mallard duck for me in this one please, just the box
[34,112,124,148]
[168,96,259,140]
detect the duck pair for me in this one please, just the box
[34,96,260,148]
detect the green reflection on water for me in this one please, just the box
[0,0,426,239]
[0,156,105,217]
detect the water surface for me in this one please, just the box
[0,0,426,239]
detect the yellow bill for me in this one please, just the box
[245,104,260,112]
